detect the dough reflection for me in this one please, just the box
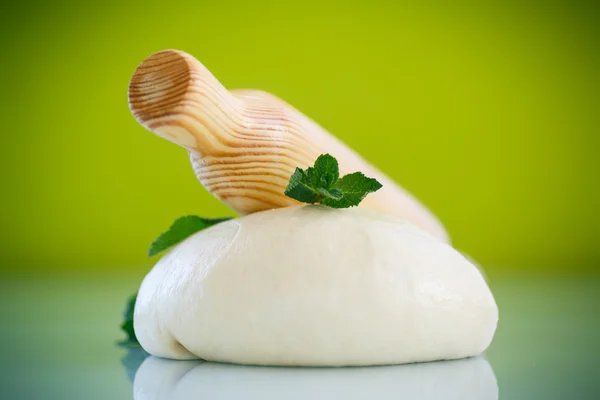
[133,356,497,400]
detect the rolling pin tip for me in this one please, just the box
[128,50,192,124]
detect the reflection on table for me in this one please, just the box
[130,353,497,400]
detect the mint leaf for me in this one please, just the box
[148,216,232,256]
[284,168,321,204]
[120,293,138,344]
[284,154,382,208]
[325,172,383,208]
[312,153,339,188]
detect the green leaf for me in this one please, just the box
[120,293,138,344]
[326,172,383,208]
[148,216,232,256]
[284,168,321,204]
[284,154,382,208]
[312,154,339,188]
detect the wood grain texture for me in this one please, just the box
[128,50,449,241]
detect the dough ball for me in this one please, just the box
[134,206,497,366]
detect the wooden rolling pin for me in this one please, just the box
[128,50,449,242]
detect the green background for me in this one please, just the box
[1,0,598,275]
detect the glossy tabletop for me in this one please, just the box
[1,272,598,399]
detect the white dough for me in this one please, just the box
[134,205,498,366]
